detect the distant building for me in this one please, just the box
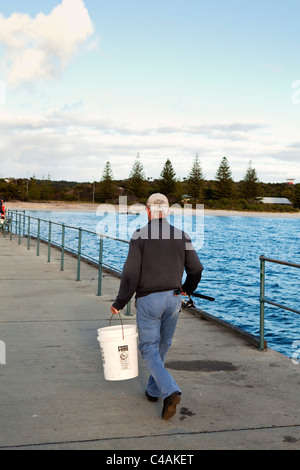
[260,197,293,205]
[182,194,192,203]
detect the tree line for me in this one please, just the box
[1,155,299,211]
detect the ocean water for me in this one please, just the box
[22,209,299,359]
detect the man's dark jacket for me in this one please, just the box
[113,218,203,311]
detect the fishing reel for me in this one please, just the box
[181,297,196,310]
[176,290,215,310]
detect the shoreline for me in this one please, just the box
[6,201,300,218]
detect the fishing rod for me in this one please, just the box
[181,293,215,310]
[192,292,215,302]
[174,289,215,309]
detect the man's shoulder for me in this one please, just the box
[130,224,147,241]
[131,220,190,242]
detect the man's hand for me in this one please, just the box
[111,306,120,315]
[174,289,188,297]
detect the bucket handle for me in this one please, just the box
[109,312,125,340]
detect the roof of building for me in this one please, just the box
[260,197,293,205]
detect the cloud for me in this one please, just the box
[0,105,298,183]
[0,107,267,141]
[0,0,95,88]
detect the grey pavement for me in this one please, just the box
[0,233,299,451]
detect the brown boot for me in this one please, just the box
[161,392,181,420]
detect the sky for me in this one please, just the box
[0,0,300,184]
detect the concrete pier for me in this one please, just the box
[0,234,299,450]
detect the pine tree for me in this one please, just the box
[214,156,234,199]
[127,153,146,198]
[40,174,54,200]
[97,161,117,202]
[241,161,260,200]
[28,176,40,200]
[187,154,204,203]
[159,159,177,195]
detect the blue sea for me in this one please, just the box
[21,209,299,359]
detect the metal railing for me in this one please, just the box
[7,211,299,350]
[7,210,132,315]
[259,255,300,350]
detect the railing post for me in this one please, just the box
[23,212,25,237]
[125,301,132,317]
[3,209,7,238]
[37,219,40,256]
[48,221,52,263]
[259,255,266,351]
[4,210,8,237]
[9,215,12,241]
[61,224,65,272]
[97,236,103,296]
[15,212,18,235]
[76,228,82,281]
[18,213,21,244]
[27,216,31,250]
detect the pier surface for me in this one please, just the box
[0,234,299,450]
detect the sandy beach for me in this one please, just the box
[5,201,300,218]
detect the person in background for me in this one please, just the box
[111,193,203,420]
[0,199,5,219]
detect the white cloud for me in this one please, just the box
[0,105,298,183]
[0,0,95,87]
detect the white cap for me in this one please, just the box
[146,193,169,208]
[146,193,169,218]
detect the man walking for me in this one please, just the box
[111,194,203,420]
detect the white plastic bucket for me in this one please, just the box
[97,324,139,381]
